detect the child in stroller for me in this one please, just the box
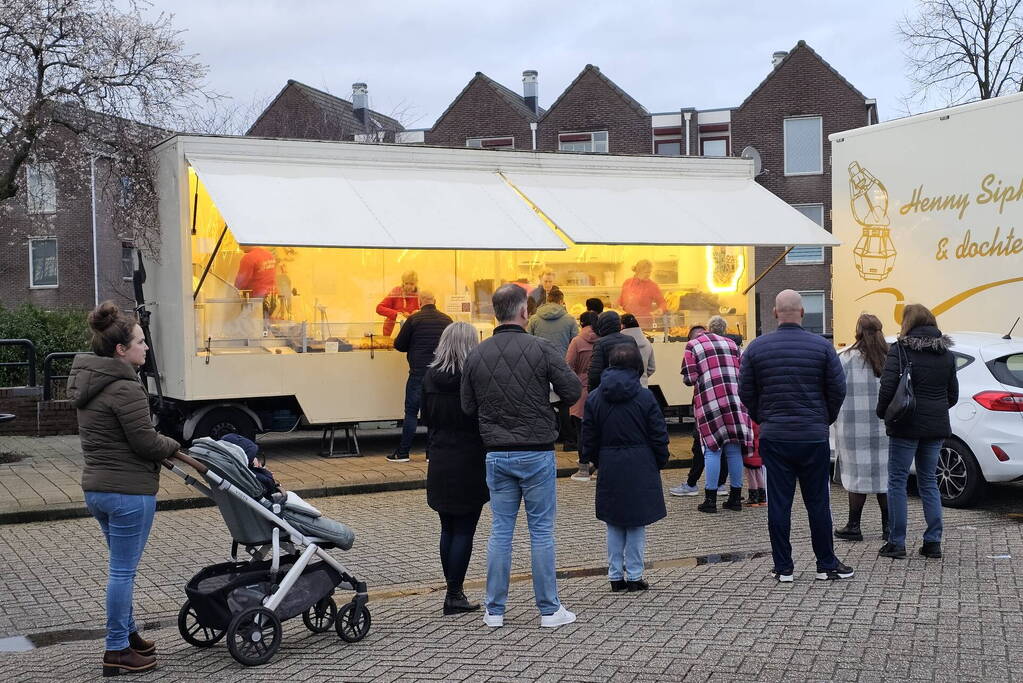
[163,437,370,667]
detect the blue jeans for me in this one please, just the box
[484,450,560,616]
[759,439,838,573]
[704,442,744,491]
[85,492,157,651]
[606,525,647,581]
[887,437,943,547]
[397,369,425,455]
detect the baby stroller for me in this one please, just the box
[162,438,370,666]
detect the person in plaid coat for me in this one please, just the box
[682,315,754,513]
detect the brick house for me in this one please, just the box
[0,124,142,313]
[425,71,543,150]
[248,80,404,142]
[730,41,878,335]
[537,65,650,154]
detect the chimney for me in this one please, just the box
[771,51,788,67]
[352,82,368,125]
[522,70,539,115]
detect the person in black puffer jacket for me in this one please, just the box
[422,322,489,616]
[875,304,958,561]
[582,344,669,592]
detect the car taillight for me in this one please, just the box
[992,446,1010,462]
[973,391,1023,412]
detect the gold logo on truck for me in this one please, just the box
[849,162,897,281]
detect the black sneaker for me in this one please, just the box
[770,568,794,583]
[626,579,649,592]
[919,541,942,558]
[834,524,864,542]
[386,452,410,463]
[815,562,855,581]
[878,543,907,559]
[609,580,627,592]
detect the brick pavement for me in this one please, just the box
[0,471,1022,680]
[0,428,694,522]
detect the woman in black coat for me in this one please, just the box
[582,344,669,592]
[422,322,489,614]
[875,304,959,560]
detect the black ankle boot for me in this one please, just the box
[722,486,743,511]
[834,523,863,541]
[697,490,717,513]
[443,589,480,615]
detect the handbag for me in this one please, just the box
[884,343,916,424]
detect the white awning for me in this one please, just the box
[186,154,567,250]
[501,172,840,246]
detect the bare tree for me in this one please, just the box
[0,0,214,251]
[899,0,1023,108]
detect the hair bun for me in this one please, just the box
[88,301,122,333]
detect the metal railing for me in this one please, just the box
[43,352,93,401]
[0,339,37,387]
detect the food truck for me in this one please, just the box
[830,92,1023,346]
[146,135,837,443]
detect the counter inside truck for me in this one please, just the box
[150,136,837,440]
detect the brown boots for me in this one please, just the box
[102,632,157,676]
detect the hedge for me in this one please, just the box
[0,304,90,388]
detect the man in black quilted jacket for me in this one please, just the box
[461,284,581,629]
[390,291,451,462]
[739,289,851,584]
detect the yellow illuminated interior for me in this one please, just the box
[188,169,749,353]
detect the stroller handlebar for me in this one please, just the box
[165,450,208,474]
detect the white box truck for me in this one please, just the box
[831,92,1023,345]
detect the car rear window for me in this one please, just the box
[988,353,1023,388]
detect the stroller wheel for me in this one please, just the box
[335,601,371,643]
[302,596,337,633]
[178,599,225,648]
[226,606,282,666]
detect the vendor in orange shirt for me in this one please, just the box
[617,259,666,328]
[234,245,278,318]
[377,270,421,336]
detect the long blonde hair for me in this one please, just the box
[430,322,479,374]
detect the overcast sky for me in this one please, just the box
[157,0,925,130]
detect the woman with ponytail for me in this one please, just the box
[67,302,180,676]
[832,314,891,542]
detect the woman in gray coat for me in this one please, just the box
[833,314,889,542]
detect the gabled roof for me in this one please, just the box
[431,72,545,129]
[737,40,868,110]
[247,79,404,135]
[541,64,649,121]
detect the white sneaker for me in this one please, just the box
[717,486,730,496]
[570,464,591,482]
[669,483,699,496]
[540,605,577,628]
[483,610,503,627]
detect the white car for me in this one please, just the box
[834,332,1023,508]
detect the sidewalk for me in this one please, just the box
[0,428,694,523]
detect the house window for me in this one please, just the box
[797,290,826,334]
[786,204,826,264]
[558,131,608,153]
[654,140,682,156]
[466,137,515,150]
[29,238,58,288]
[121,242,135,280]
[784,116,823,175]
[26,163,56,214]
[701,137,728,157]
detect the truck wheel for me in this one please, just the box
[938,437,983,508]
[192,407,257,442]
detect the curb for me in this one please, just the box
[0,457,695,526]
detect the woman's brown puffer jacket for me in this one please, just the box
[67,354,179,495]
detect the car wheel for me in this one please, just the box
[192,406,257,442]
[938,437,983,508]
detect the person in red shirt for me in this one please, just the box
[377,270,421,336]
[234,246,278,298]
[617,260,666,328]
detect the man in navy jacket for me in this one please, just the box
[739,290,852,583]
